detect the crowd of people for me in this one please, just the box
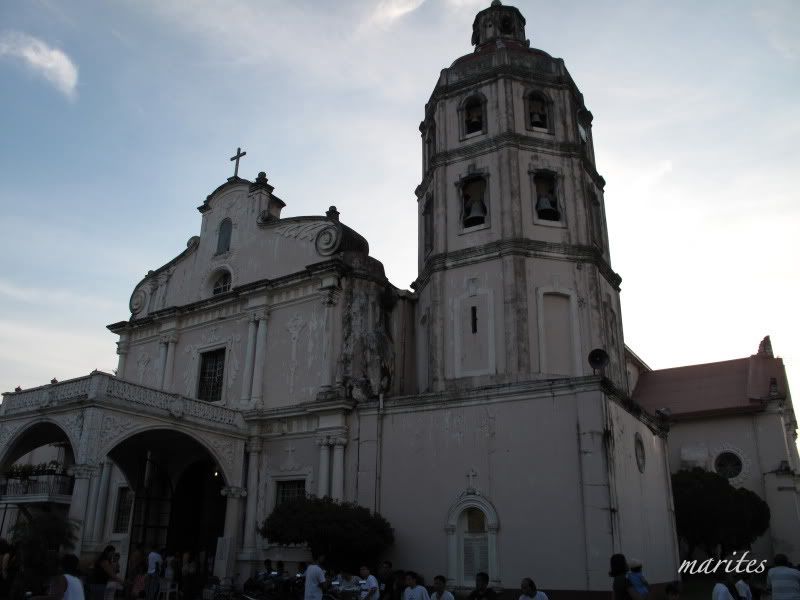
[1,545,799,600]
[609,552,800,599]
[0,541,210,600]
[297,555,549,600]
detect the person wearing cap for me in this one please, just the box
[626,559,649,598]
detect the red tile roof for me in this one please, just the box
[633,353,788,420]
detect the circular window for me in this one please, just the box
[634,433,646,473]
[715,452,743,479]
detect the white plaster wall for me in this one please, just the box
[365,391,604,592]
[607,403,680,584]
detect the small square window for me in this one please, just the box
[198,348,225,402]
[276,480,306,505]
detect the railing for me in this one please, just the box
[0,474,75,498]
[1,372,243,429]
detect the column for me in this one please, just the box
[331,437,346,501]
[157,339,168,388]
[215,486,246,578]
[92,459,113,543]
[249,315,269,408]
[162,334,178,390]
[116,339,129,379]
[83,469,101,541]
[319,291,339,389]
[240,317,258,406]
[317,437,331,498]
[243,438,261,551]
[68,464,96,556]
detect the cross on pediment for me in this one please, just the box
[466,468,478,491]
[230,147,246,178]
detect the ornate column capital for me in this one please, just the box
[331,436,348,448]
[221,486,247,499]
[68,464,98,479]
[316,435,331,447]
[116,341,129,356]
[160,333,178,345]
[318,288,341,307]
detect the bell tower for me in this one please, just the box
[413,1,625,393]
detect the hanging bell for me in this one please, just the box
[530,111,546,128]
[536,194,559,221]
[464,195,487,227]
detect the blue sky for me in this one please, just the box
[1,0,798,415]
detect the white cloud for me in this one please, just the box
[367,0,427,26]
[753,0,800,61]
[0,31,78,100]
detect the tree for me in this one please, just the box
[260,496,394,571]
[10,510,77,596]
[672,468,770,559]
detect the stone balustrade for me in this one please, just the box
[1,372,243,429]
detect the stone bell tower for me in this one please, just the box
[413,0,625,393]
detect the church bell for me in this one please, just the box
[536,194,559,221]
[463,194,487,227]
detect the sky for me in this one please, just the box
[1,0,798,422]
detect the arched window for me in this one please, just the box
[461,177,488,229]
[463,96,485,136]
[446,494,499,588]
[216,219,232,255]
[527,92,549,129]
[212,272,231,295]
[461,508,488,583]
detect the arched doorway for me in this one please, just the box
[107,429,227,574]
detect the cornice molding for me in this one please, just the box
[413,238,621,291]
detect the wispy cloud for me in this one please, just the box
[0,31,78,100]
[367,0,427,27]
[753,1,800,61]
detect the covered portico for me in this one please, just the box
[0,371,251,576]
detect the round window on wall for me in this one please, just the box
[634,433,646,473]
[715,452,743,479]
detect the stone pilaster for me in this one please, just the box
[331,436,347,501]
[316,436,331,498]
[243,438,262,550]
[249,313,270,409]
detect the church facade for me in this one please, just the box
[4,1,796,596]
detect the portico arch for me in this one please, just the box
[0,419,78,470]
[103,428,231,576]
[445,493,500,588]
[98,423,237,487]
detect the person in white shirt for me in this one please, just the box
[519,578,548,600]
[766,554,800,600]
[359,566,380,600]
[403,572,430,600]
[304,554,327,600]
[430,575,454,600]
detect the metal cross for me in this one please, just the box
[230,147,246,178]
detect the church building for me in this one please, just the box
[1,2,796,597]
